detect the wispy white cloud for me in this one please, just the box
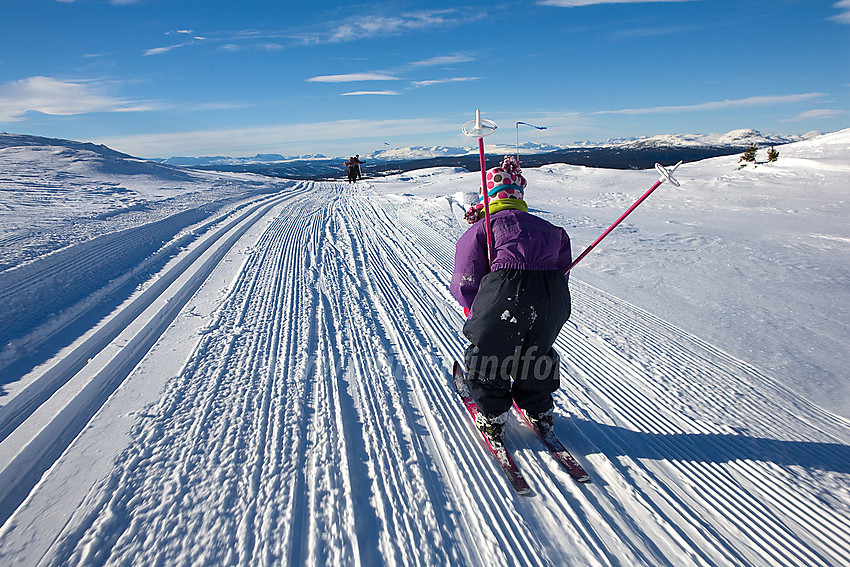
[307,73,399,83]
[59,0,142,5]
[186,102,250,111]
[410,54,476,67]
[141,12,467,58]
[609,23,695,40]
[221,43,284,52]
[143,31,208,56]
[781,109,846,122]
[539,0,693,6]
[592,93,828,115]
[60,0,144,4]
[341,91,402,96]
[0,76,155,121]
[298,11,460,44]
[144,43,192,56]
[832,0,850,24]
[410,77,479,88]
[308,54,478,93]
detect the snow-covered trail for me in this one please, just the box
[2,181,849,566]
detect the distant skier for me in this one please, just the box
[353,154,364,180]
[344,155,364,183]
[344,157,358,183]
[450,156,572,441]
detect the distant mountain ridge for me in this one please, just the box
[0,129,824,181]
[154,128,813,167]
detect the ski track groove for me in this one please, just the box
[0,190,289,443]
[333,193,471,566]
[0,188,303,535]
[1,181,847,566]
[558,338,824,566]
[557,284,849,566]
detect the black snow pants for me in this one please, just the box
[463,268,571,417]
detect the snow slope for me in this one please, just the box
[0,131,848,565]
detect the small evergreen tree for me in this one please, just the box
[740,142,758,164]
[767,146,779,162]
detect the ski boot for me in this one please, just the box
[475,411,508,444]
[525,407,554,436]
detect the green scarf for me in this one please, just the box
[476,199,528,221]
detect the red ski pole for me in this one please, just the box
[566,161,681,273]
[462,109,498,262]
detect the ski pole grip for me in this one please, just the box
[462,109,497,138]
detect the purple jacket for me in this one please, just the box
[450,209,572,310]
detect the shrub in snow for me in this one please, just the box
[739,142,758,164]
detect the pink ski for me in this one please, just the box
[453,362,532,496]
[513,402,591,483]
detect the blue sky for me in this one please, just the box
[1,0,848,158]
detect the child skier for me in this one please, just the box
[450,156,572,441]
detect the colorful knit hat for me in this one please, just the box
[482,155,527,203]
[465,155,527,223]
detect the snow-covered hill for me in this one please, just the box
[0,133,286,271]
[0,132,133,158]
[609,128,810,150]
[0,130,848,565]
